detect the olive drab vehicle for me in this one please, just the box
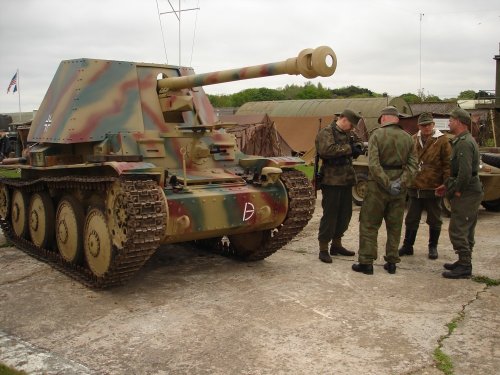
[0,47,337,288]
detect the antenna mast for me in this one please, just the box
[159,0,200,66]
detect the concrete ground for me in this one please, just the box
[0,195,499,375]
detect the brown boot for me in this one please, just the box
[330,237,355,256]
[319,251,332,263]
[319,241,332,263]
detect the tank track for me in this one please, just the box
[200,168,315,260]
[0,177,167,288]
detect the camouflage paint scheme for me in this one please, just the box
[0,47,337,286]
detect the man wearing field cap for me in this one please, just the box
[315,109,365,263]
[352,106,417,275]
[399,112,451,260]
[435,108,483,278]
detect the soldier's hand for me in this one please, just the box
[350,142,364,159]
[389,179,402,196]
[435,184,446,197]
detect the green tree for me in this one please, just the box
[231,88,286,107]
[458,90,476,99]
[296,82,331,99]
[399,93,422,104]
[207,94,233,107]
[331,85,375,98]
[423,95,442,102]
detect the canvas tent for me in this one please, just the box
[219,113,292,157]
[235,97,412,158]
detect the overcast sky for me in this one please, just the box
[1,0,499,113]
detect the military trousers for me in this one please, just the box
[317,185,353,244]
[449,190,483,262]
[358,181,406,264]
[405,196,443,231]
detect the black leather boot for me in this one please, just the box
[442,264,472,279]
[398,228,418,256]
[443,253,472,278]
[383,262,396,274]
[428,228,440,260]
[443,261,459,270]
[351,263,374,275]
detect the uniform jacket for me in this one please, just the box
[315,122,360,186]
[409,128,451,195]
[368,122,417,191]
[445,130,482,195]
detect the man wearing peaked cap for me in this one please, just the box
[435,108,483,279]
[315,108,365,264]
[352,106,417,275]
[399,112,451,261]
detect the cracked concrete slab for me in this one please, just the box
[441,286,500,375]
[0,197,498,374]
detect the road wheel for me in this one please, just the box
[29,192,55,248]
[481,153,500,168]
[352,172,368,206]
[84,207,113,277]
[56,195,85,264]
[441,197,451,217]
[11,189,29,238]
[481,199,500,212]
[228,230,273,260]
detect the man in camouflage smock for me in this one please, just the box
[399,112,451,260]
[436,108,483,279]
[315,109,364,263]
[352,106,417,275]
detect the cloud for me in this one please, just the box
[1,0,498,113]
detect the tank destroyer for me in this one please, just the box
[0,47,337,287]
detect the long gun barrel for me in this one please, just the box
[158,46,337,91]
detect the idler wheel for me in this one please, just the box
[106,181,129,249]
[11,189,29,238]
[0,183,10,219]
[84,207,113,277]
[56,195,84,264]
[29,192,55,248]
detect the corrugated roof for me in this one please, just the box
[236,97,412,133]
[410,102,458,115]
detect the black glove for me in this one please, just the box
[350,142,364,159]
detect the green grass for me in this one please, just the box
[0,240,12,248]
[434,310,465,375]
[433,347,454,375]
[295,165,314,180]
[472,275,500,286]
[0,169,20,178]
[0,363,26,375]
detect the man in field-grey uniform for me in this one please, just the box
[352,106,417,275]
[435,108,483,279]
[315,109,364,263]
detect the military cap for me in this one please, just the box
[449,108,471,126]
[339,109,361,126]
[377,106,400,124]
[418,112,434,125]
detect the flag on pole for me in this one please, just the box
[7,72,18,93]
